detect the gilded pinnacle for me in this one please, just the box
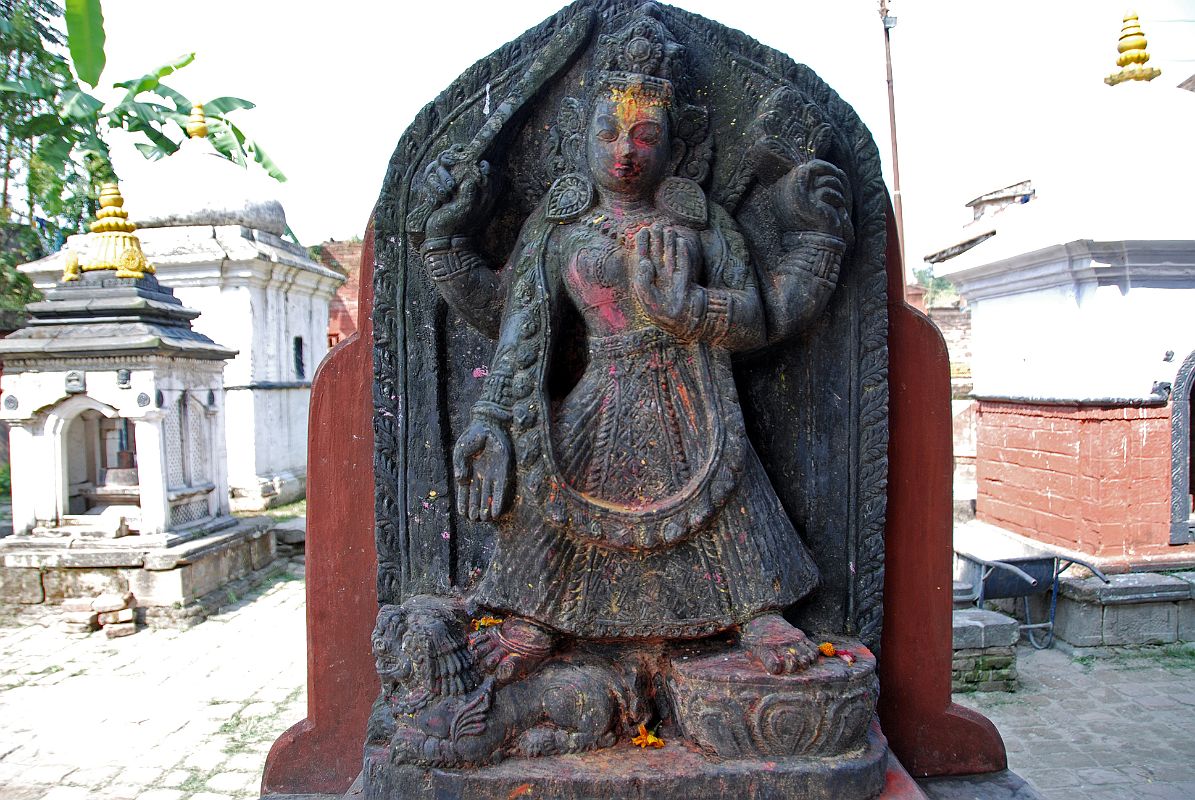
[1105,12,1162,85]
[187,104,208,139]
[61,182,154,282]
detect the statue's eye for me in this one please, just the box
[632,123,662,146]
[596,127,617,142]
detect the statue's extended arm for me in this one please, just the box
[417,151,506,339]
[759,159,853,344]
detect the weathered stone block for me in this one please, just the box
[61,596,94,612]
[99,608,135,624]
[62,609,98,625]
[1102,602,1178,646]
[104,621,137,639]
[0,567,44,604]
[272,518,306,545]
[1053,597,1103,647]
[953,608,1019,648]
[1178,601,1195,642]
[1061,573,1191,605]
[92,591,134,613]
[41,569,128,603]
[249,530,276,571]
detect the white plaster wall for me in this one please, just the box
[968,283,1195,400]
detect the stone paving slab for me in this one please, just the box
[956,643,1195,800]
[0,559,306,800]
[3,547,1194,800]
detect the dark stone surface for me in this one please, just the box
[364,726,888,800]
[364,0,892,791]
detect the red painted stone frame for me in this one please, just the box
[260,203,1007,795]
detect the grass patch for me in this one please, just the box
[236,497,306,521]
[26,664,63,676]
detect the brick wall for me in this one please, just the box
[976,400,1175,562]
[315,241,364,346]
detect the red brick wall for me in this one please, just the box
[315,241,364,346]
[975,400,1175,561]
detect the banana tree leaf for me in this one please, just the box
[0,78,54,98]
[225,119,287,182]
[203,96,255,114]
[64,0,106,87]
[134,142,167,162]
[152,83,191,112]
[36,136,74,171]
[124,119,180,156]
[205,118,246,168]
[113,53,195,100]
[15,114,64,137]
[60,88,104,122]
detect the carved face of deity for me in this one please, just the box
[586,87,671,200]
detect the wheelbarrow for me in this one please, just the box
[953,525,1110,649]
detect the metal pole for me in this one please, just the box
[880,0,906,270]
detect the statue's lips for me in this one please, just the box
[611,162,641,178]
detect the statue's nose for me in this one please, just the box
[616,134,635,160]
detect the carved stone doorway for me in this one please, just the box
[1171,349,1195,544]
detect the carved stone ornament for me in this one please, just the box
[370,1,889,796]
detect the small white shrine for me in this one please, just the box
[20,107,344,510]
[0,183,235,537]
[0,184,274,628]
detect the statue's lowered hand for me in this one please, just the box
[774,159,853,246]
[453,419,513,522]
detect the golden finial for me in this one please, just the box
[1105,12,1163,85]
[65,182,154,280]
[186,104,208,139]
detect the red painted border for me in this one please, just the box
[261,223,379,796]
[878,202,1006,776]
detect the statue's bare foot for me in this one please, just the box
[741,613,820,674]
[469,617,555,685]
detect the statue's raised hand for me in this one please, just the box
[421,145,492,239]
[632,224,703,339]
[774,159,853,246]
[453,418,513,522]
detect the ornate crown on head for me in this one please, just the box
[594,3,684,105]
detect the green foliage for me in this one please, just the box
[0,0,285,289]
[63,0,103,87]
[912,265,958,308]
[0,463,10,496]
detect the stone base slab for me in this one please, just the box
[0,516,277,628]
[1050,572,1195,648]
[362,724,888,800]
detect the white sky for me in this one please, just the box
[95,0,1195,269]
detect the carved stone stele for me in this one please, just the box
[368,0,890,796]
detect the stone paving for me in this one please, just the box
[956,643,1195,799]
[2,553,1194,800]
[0,560,306,800]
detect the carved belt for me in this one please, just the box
[586,327,681,360]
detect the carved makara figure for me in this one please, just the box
[368,1,890,792]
